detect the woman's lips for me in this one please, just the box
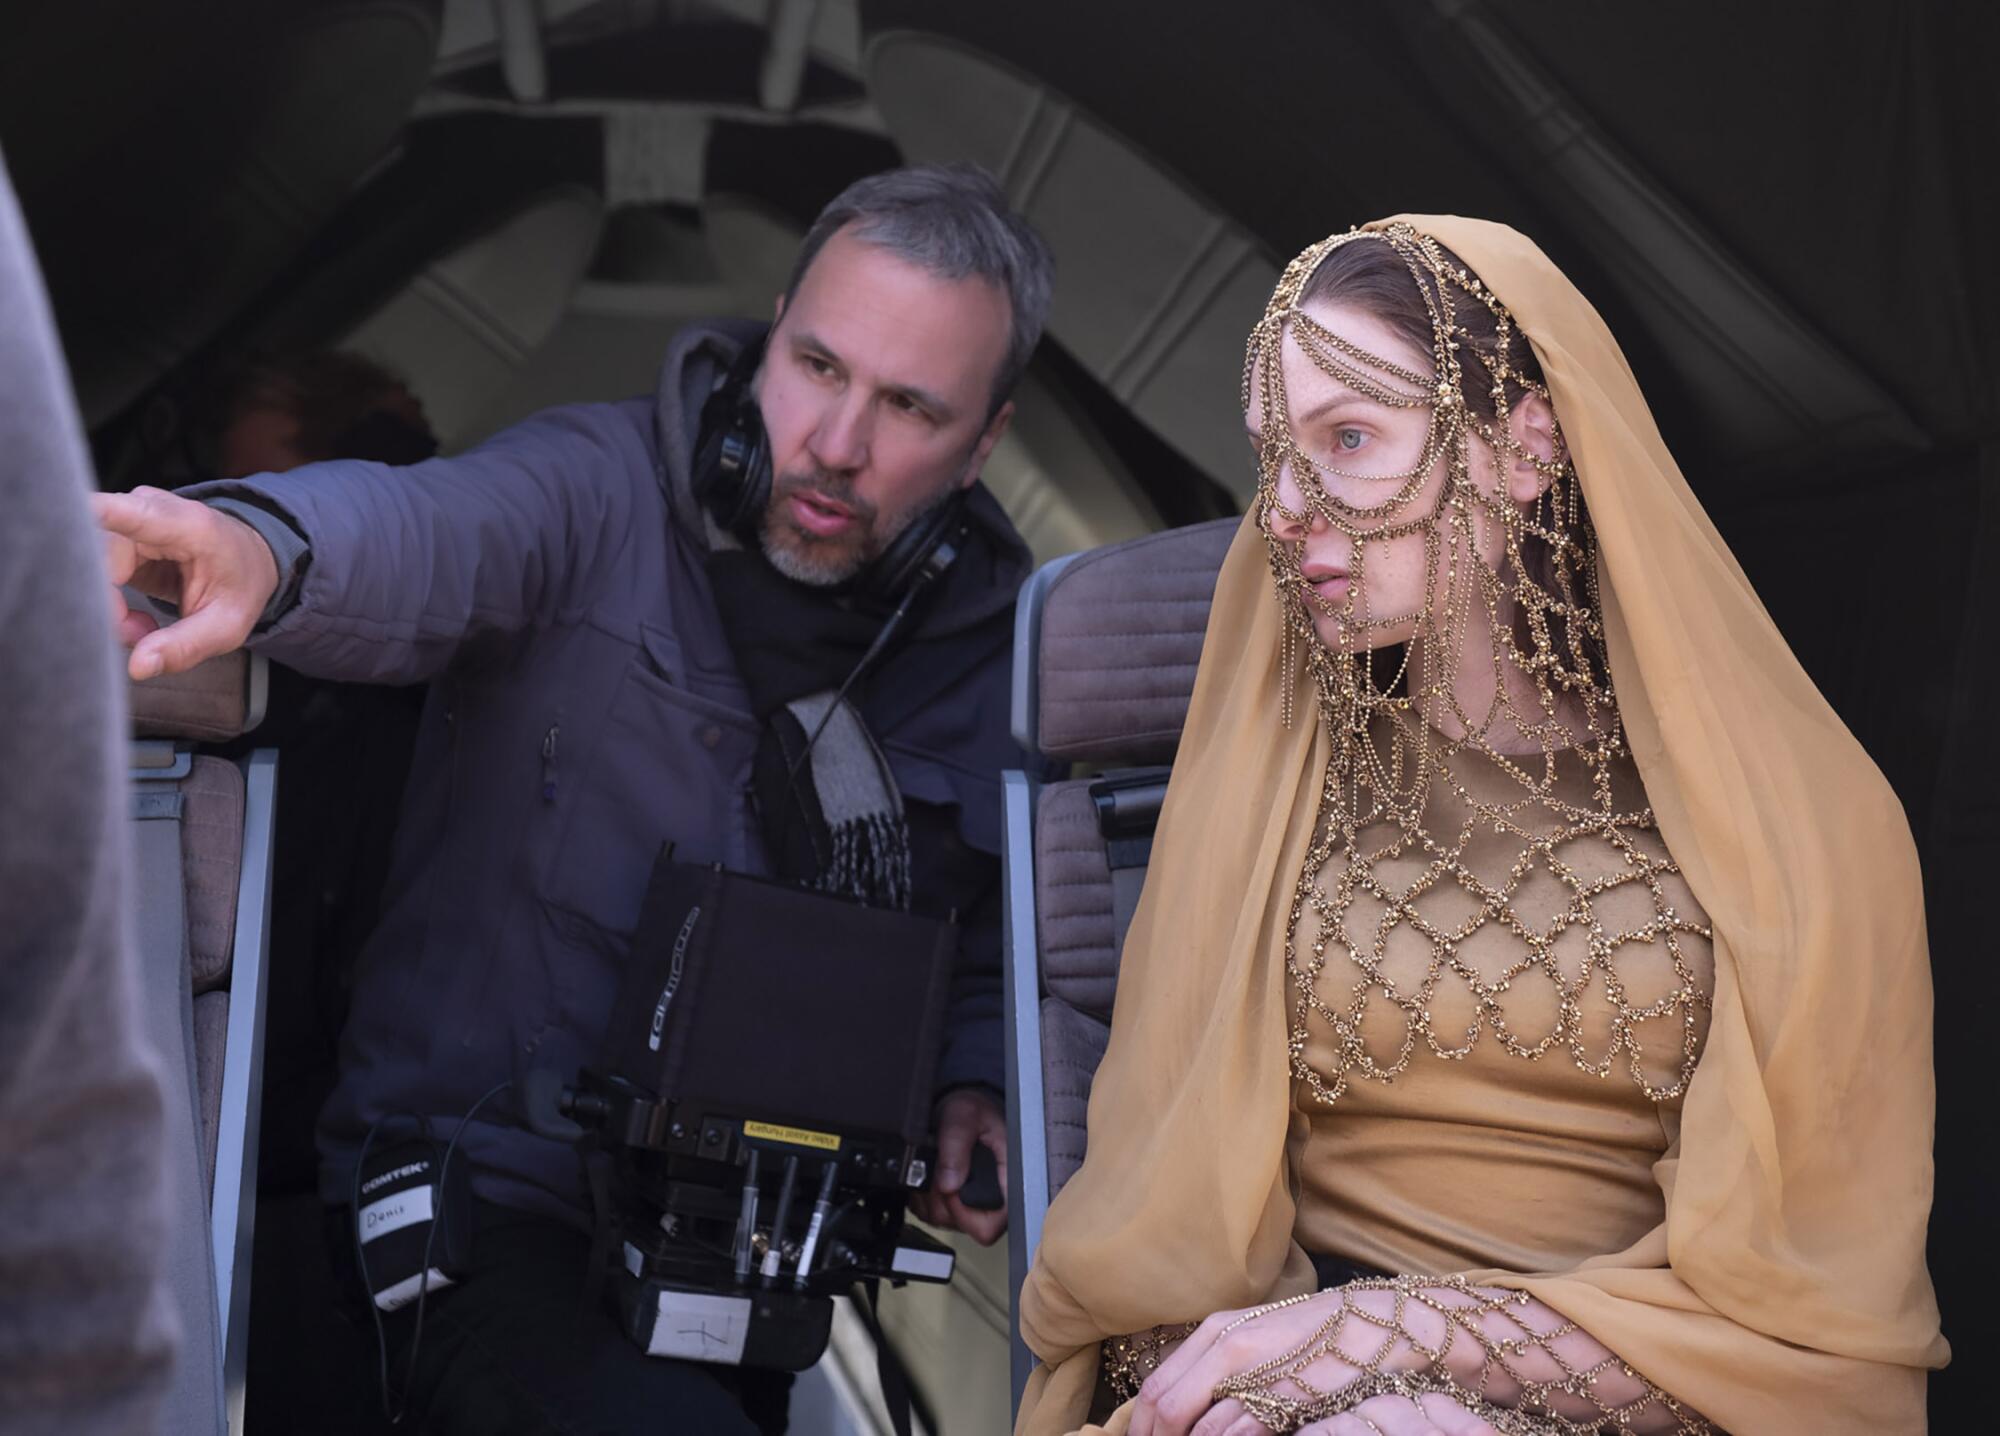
[788,491,858,538]
[1303,567,1350,603]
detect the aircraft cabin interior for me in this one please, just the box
[0,2,1989,1432]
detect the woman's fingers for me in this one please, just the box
[1132,1312,1229,1436]
[1141,1311,1226,1404]
[1298,1393,1497,1436]
[1143,1365,1231,1436]
[1192,1400,1272,1436]
[1354,1393,1452,1434]
[1415,1392,1499,1435]
[1150,1346,1268,1436]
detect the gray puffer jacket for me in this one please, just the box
[188,319,1032,1224]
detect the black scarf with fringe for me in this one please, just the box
[706,549,985,910]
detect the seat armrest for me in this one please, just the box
[1001,769,1049,1412]
[211,748,277,1432]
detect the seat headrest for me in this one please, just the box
[130,651,268,743]
[1018,519,1237,765]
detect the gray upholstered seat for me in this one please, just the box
[128,647,278,1434]
[1000,517,1236,1402]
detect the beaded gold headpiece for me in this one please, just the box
[1244,221,1604,738]
[1243,223,1710,1108]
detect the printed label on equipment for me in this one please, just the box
[359,1184,434,1245]
[373,1268,455,1311]
[649,905,700,1052]
[742,1120,841,1152]
[890,1246,954,1281]
[648,1290,752,1364]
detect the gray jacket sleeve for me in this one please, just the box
[182,399,656,685]
[204,496,312,623]
[0,157,175,1435]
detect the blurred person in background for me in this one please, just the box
[200,350,438,1197]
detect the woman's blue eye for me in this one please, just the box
[1336,428,1366,451]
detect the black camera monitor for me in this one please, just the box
[548,853,962,1370]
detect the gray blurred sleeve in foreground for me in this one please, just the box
[0,154,177,1435]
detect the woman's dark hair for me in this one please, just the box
[1297,236,1605,692]
[1298,235,1544,427]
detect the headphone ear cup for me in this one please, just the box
[692,341,775,543]
[705,413,771,540]
[860,490,967,603]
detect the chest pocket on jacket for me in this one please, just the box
[541,624,759,938]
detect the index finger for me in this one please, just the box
[91,486,204,557]
[1139,1312,1229,1424]
[99,529,140,586]
[1131,1315,1221,1436]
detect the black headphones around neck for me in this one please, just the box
[690,335,970,605]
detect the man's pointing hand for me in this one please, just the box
[91,486,278,680]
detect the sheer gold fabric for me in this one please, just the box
[1292,739,1714,1283]
[1016,217,1947,1435]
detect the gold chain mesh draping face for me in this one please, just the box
[1243,224,1711,1108]
[1243,223,1598,727]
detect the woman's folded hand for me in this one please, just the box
[1126,1284,1450,1436]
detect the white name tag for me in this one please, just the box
[359,1184,434,1245]
[647,1290,752,1364]
[890,1246,954,1281]
[373,1268,455,1311]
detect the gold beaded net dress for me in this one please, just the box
[1015,218,1947,1436]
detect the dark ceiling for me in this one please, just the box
[861,0,1997,481]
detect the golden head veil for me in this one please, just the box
[1015,216,1947,1435]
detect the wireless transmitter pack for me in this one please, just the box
[353,1119,475,1312]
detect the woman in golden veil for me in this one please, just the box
[1015,217,1948,1436]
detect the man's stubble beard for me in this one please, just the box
[757,468,958,589]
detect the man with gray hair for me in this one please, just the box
[93,162,1052,1433]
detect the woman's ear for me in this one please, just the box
[1506,392,1560,505]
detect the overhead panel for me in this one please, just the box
[701,194,816,316]
[867,32,1276,503]
[342,185,605,449]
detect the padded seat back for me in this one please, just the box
[180,755,246,1003]
[1000,518,1236,1400]
[1032,780,1118,1193]
[1018,519,1233,1188]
